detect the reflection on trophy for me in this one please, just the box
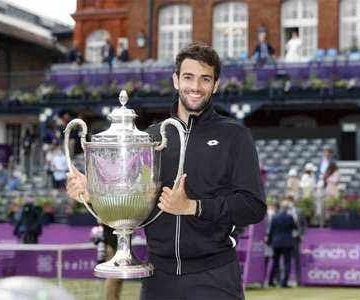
[64,90,185,279]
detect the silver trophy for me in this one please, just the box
[64,90,185,279]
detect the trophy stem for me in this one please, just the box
[113,229,135,266]
[94,228,154,279]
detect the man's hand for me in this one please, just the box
[158,174,197,216]
[66,165,89,203]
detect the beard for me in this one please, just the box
[178,89,212,113]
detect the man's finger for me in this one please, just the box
[162,187,172,193]
[158,202,169,213]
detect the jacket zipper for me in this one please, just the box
[175,117,193,275]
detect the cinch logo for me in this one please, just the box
[308,268,340,281]
[312,245,360,260]
[344,269,360,282]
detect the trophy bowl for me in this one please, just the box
[64,91,161,279]
[64,90,185,279]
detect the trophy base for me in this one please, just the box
[94,260,154,279]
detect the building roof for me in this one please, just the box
[0,0,72,52]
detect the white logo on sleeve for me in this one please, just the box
[207,140,219,146]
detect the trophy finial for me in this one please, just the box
[119,90,128,106]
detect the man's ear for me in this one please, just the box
[212,80,220,94]
[173,73,179,90]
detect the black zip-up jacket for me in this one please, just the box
[145,102,266,275]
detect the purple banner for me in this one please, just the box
[236,221,266,285]
[301,229,360,286]
[0,248,97,278]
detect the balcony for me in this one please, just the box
[1,59,360,113]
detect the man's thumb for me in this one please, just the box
[179,174,187,189]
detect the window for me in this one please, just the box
[281,0,318,58]
[158,5,192,61]
[213,2,248,59]
[6,124,21,163]
[85,30,110,63]
[340,0,360,51]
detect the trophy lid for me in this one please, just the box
[91,90,150,144]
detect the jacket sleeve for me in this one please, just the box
[198,127,267,227]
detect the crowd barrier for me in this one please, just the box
[1,223,359,286]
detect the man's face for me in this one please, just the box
[173,58,219,114]
[324,149,332,158]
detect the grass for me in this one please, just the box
[246,287,360,300]
[56,280,360,300]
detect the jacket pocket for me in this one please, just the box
[145,212,175,256]
[180,217,232,258]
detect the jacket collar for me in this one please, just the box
[170,98,216,126]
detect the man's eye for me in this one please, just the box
[203,78,211,83]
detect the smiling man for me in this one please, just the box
[66,42,266,300]
[142,42,267,300]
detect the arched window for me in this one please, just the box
[158,5,192,61]
[340,0,360,51]
[85,30,110,63]
[281,0,318,59]
[213,2,248,59]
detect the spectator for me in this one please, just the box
[90,224,107,264]
[284,29,302,63]
[253,27,275,67]
[90,223,123,300]
[324,162,340,198]
[13,199,43,244]
[286,195,306,286]
[267,200,297,288]
[0,163,8,190]
[264,201,279,286]
[286,168,300,201]
[102,38,115,71]
[67,42,84,65]
[44,142,56,188]
[300,163,317,198]
[318,146,334,182]
[117,42,129,62]
[50,143,68,190]
[5,168,23,191]
[22,129,34,178]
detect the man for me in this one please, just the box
[318,146,334,182]
[102,38,115,71]
[286,195,307,286]
[67,42,266,300]
[117,42,129,62]
[253,27,275,67]
[267,200,297,288]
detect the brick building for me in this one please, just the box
[0,0,72,163]
[73,0,358,62]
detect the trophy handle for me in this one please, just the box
[63,119,101,221]
[64,118,87,170]
[156,118,186,185]
[139,118,186,228]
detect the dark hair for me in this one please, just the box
[175,42,221,81]
[324,162,338,179]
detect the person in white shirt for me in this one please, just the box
[286,168,301,201]
[51,143,68,189]
[285,30,302,63]
[300,163,316,198]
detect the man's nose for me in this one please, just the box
[189,78,201,90]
